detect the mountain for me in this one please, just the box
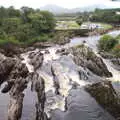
[40,4,69,14]
[40,4,108,14]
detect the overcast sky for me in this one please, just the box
[0,0,120,9]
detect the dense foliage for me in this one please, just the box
[90,8,120,24]
[0,6,56,46]
[98,34,120,57]
[57,8,120,25]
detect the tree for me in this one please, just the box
[98,35,118,51]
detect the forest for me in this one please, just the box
[0,6,56,46]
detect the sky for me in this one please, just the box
[0,0,120,9]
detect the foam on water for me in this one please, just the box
[43,47,60,63]
[21,53,34,73]
[38,70,55,93]
[102,59,120,81]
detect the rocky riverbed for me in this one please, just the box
[0,30,120,120]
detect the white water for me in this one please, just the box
[21,53,34,73]
[0,30,120,120]
[102,59,120,81]
[21,30,120,118]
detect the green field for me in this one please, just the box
[55,21,80,30]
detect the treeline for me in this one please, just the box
[90,8,120,24]
[58,8,120,25]
[0,6,56,46]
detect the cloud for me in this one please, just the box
[0,0,120,8]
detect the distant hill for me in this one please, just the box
[40,4,69,14]
[40,4,108,14]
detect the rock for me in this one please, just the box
[45,50,50,54]
[33,42,54,48]
[85,81,120,120]
[111,58,120,71]
[1,81,14,93]
[8,93,25,120]
[69,45,112,77]
[52,31,71,45]
[0,54,16,85]
[28,51,44,70]
[0,44,24,57]
[0,52,30,120]
[56,48,69,55]
[31,72,47,120]
[99,52,115,59]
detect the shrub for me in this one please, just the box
[112,44,120,57]
[98,35,118,51]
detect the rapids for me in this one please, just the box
[0,30,120,120]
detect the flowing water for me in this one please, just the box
[0,30,120,120]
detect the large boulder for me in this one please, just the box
[0,53,16,85]
[85,81,120,120]
[69,45,112,77]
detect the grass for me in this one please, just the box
[55,16,76,21]
[55,21,80,30]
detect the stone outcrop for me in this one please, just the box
[28,51,44,71]
[86,81,120,120]
[31,71,47,120]
[69,45,112,77]
[0,53,29,120]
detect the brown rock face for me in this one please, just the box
[69,45,112,77]
[86,81,120,120]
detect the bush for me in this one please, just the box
[0,37,20,46]
[98,35,118,51]
[112,44,120,57]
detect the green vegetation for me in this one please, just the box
[56,8,120,26]
[98,34,120,57]
[98,35,118,51]
[90,8,120,24]
[0,6,56,46]
[55,21,80,30]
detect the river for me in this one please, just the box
[0,30,120,120]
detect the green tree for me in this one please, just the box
[98,35,118,51]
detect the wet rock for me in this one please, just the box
[7,75,28,120]
[8,60,29,80]
[1,81,14,93]
[69,45,112,77]
[28,51,44,70]
[99,52,115,59]
[35,77,47,120]
[45,50,50,54]
[86,81,120,120]
[56,48,69,55]
[8,93,25,120]
[111,58,120,71]
[0,54,16,85]
[31,72,47,120]
[0,52,30,120]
